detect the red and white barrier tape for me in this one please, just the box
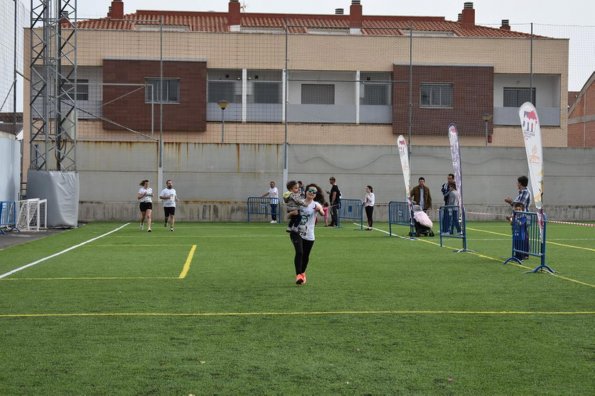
[548,220,595,227]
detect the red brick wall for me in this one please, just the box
[393,65,493,136]
[568,82,595,147]
[568,122,595,147]
[103,60,206,132]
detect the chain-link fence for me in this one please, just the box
[27,20,589,150]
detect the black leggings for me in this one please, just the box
[290,232,315,275]
[365,206,374,227]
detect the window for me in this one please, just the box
[301,84,334,105]
[61,79,88,101]
[145,78,180,104]
[253,82,281,104]
[208,81,236,103]
[420,83,453,107]
[361,84,390,105]
[399,30,456,37]
[503,87,536,107]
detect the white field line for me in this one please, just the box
[359,223,595,288]
[0,223,130,280]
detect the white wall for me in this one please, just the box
[0,133,20,202]
[494,74,560,107]
[75,142,595,221]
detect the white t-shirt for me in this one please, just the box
[364,192,375,207]
[160,188,177,207]
[138,187,153,203]
[298,201,322,241]
[268,186,279,204]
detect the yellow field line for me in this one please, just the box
[466,227,510,237]
[1,310,594,319]
[93,244,192,247]
[0,277,178,281]
[547,241,595,252]
[463,227,595,288]
[179,244,196,279]
[467,226,595,252]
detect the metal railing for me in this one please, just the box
[246,197,281,223]
[503,210,554,273]
[337,199,363,229]
[0,201,17,234]
[388,201,413,237]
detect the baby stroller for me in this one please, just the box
[409,205,435,237]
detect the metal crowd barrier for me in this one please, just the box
[337,199,363,229]
[438,205,469,252]
[0,201,17,234]
[388,201,414,237]
[503,210,554,273]
[246,197,281,223]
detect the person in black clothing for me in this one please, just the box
[440,173,455,233]
[441,173,455,205]
[328,176,341,227]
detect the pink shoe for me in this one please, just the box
[301,273,307,284]
[295,274,304,285]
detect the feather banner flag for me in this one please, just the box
[397,135,410,202]
[518,102,545,237]
[447,123,464,208]
[518,102,544,210]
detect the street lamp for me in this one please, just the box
[217,100,228,143]
[482,113,493,146]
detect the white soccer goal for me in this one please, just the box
[16,199,47,231]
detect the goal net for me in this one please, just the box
[16,199,47,231]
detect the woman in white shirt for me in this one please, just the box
[289,183,325,285]
[137,179,153,232]
[364,185,375,230]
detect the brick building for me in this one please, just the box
[24,0,569,156]
[568,72,595,147]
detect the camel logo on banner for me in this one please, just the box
[521,109,538,137]
[518,102,544,210]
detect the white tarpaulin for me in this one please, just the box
[0,134,20,202]
[27,170,79,227]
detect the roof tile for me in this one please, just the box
[71,10,537,38]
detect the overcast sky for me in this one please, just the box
[79,0,595,26]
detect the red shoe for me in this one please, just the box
[295,274,304,285]
[301,272,307,284]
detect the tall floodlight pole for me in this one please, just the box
[13,0,18,130]
[407,27,413,160]
[29,0,77,172]
[282,23,289,190]
[158,17,164,193]
[28,0,79,229]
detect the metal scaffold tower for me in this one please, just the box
[29,0,77,171]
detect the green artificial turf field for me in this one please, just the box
[1,221,593,394]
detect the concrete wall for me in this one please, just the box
[76,142,595,222]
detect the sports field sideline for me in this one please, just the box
[0,221,593,394]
